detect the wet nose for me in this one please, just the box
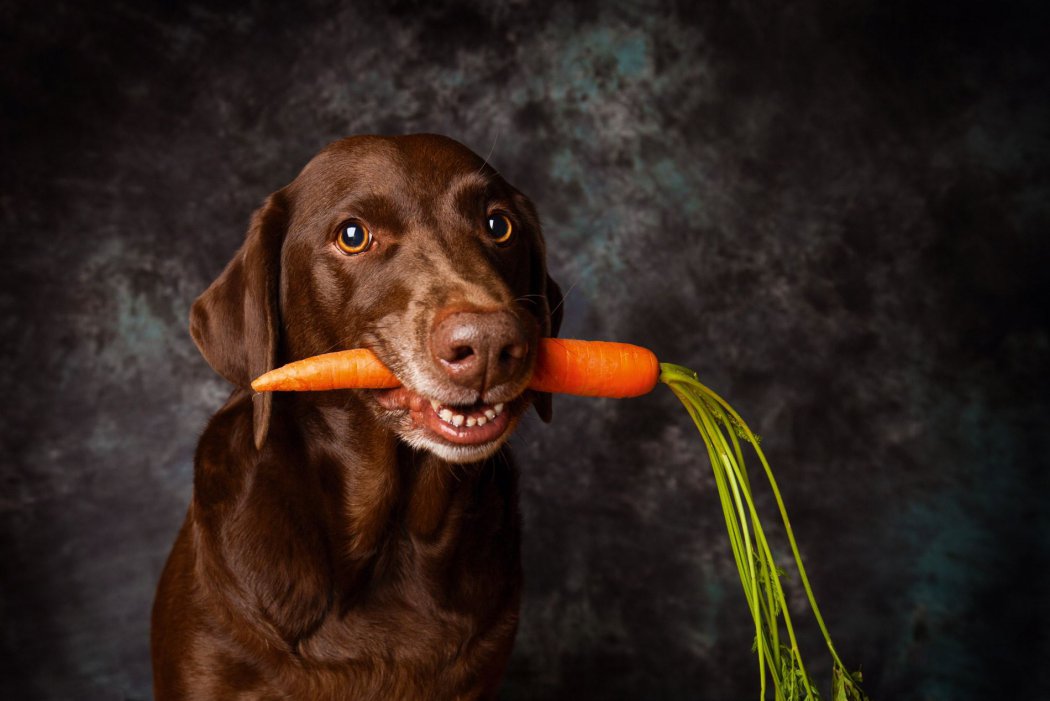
[430,310,529,392]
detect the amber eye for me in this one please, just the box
[336,220,372,254]
[486,213,513,245]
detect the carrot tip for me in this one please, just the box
[250,377,272,392]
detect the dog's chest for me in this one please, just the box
[281,552,520,698]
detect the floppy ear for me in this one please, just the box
[545,273,564,338]
[532,270,564,424]
[190,192,287,449]
[509,189,563,423]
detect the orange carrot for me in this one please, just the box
[250,339,660,398]
[250,349,400,392]
[527,339,659,398]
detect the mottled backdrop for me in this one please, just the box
[3,1,1048,699]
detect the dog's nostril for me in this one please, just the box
[449,345,475,363]
[499,342,527,363]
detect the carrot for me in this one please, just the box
[250,338,660,398]
[250,349,400,392]
[527,339,659,397]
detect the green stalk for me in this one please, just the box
[672,385,779,700]
[725,423,781,655]
[659,363,868,701]
[681,370,842,668]
[680,382,803,700]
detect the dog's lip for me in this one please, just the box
[370,385,523,447]
[371,385,432,413]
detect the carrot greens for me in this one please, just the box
[660,363,868,701]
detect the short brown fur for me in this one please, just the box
[152,134,562,700]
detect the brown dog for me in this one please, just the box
[152,134,562,700]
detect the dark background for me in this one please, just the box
[3,1,1048,699]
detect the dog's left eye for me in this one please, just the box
[486,213,514,245]
[336,220,372,255]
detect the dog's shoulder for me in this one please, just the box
[191,390,335,642]
[193,389,255,503]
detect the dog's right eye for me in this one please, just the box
[486,213,514,245]
[336,220,372,255]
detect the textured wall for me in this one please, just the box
[3,1,1048,699]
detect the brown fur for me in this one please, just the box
[152,134,562,700]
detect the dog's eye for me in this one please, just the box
[336,220,372,255]
[486,213,514,245]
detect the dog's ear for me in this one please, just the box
[545,273,564,338]
[509,189,562,423]
[531,271,563,423]
[190,192,287,450]
[532,268,564,424]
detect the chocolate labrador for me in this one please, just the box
[152,134,562,700]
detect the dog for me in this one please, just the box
[151,134,562,700]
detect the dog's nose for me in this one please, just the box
[431,310,529,392]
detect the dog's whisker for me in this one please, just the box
[549,278,579,320]
[475,129,501,176]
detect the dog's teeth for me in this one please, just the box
[466,417,477,427]
[494,403,505,415]
[484,409,496,420]
[477,416,487,426]
[439,408,453,422]
[452,414,465,427]
[430,399,440,411]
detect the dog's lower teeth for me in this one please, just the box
[431,399,509,427]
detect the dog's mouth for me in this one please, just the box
[371,385,523,452]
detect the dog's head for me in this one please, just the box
[190,134,562,463]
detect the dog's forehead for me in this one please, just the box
[295,135,498,199]
[283,135,521,241]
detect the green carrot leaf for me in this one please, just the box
[658,363,870,701]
